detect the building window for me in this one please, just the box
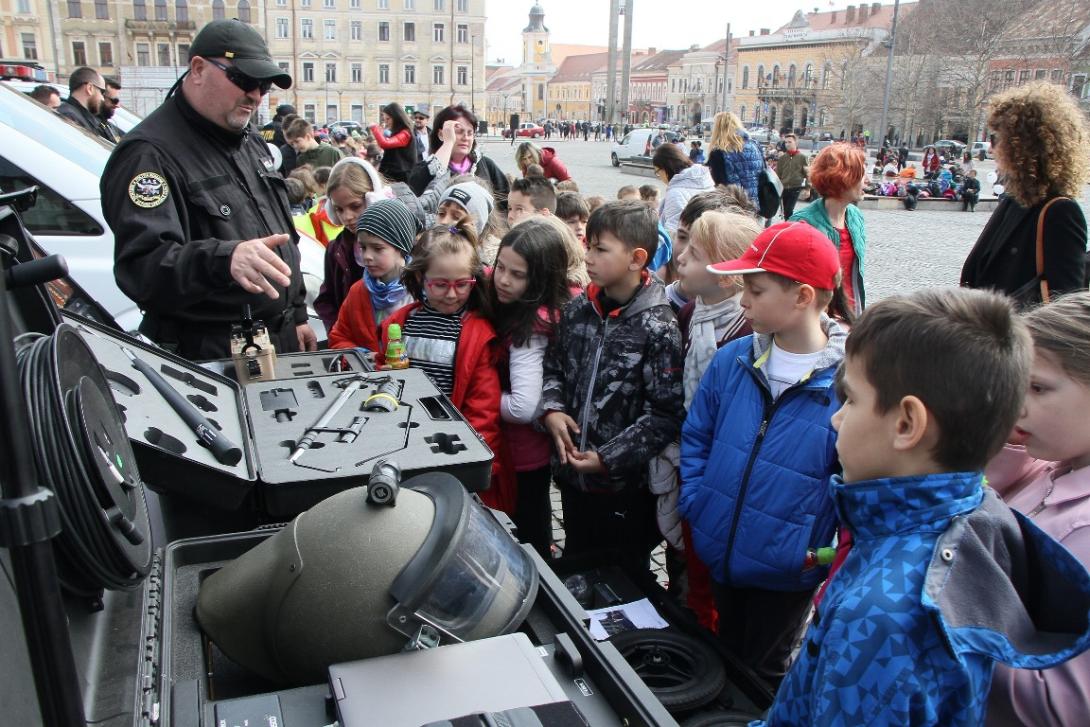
[68,1,82,19]
[325,63,337,82]
[1035,69,1047,80]
[98,42,113,66]
[324,0,335,7]
[404,22,415,42]
[788,64,796,87]
[378,22,390,41]
[72,41,87,65]
[301,0,310,5]
[276,18,289,39]
[301,18,313,39]
[136,43,150,66]
[175,0,186,22]
[351,63,362,83]
[351,104,363,122]
[756,64,764,87]
[303,62,314,82]
[277,61,288,73]
[378,0,388,7]
[457,65,467,85]
[741,66,749,89]
[379,63,390,84]
[1051,69,1064,83]
[154,0,166,20]
[350,0,359,6]
[178,43,189,59]
[457,0,467,10]
[433,23,444,43]
[157,42,170,66]
[433,65,444,84]
[211,0,224,21]
[16,0,30,12]
[404,64,416,84]
[351,21,361,40]
[327,104,337,122]
[457,24,468,43]
[434,0,443,8]
[1019,69,1031,85]
[1072,74,1087,99]
[94,0,109,18]
[324,19,336,40]
[238,0,251,22]
[134,0,147,20]
[276,0,286,5]
[404,0,414,8]
[538,83,544,100]
[304,104,315,122]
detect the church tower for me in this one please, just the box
[519,4,555,119]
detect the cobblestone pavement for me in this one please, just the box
[477,136,1090,582]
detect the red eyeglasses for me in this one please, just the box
[424,277,477,294]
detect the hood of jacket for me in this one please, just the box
[751,313,846,377]
[586,271,668,322]
[540,147,558,163]
[833,472,1090,670]
[669,164,714,192]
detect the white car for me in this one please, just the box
[0,83,326,336]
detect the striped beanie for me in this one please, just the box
[356,198,417,258]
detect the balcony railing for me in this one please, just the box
[125,19,196,33]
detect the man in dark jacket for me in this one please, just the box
[100,19,315,361]
[960,169,981,212]
[97,77,124,143]
[775,133,808,219]
[260,103,294,146]
[56,66,114,143]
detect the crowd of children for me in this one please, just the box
[295,130,1090,725]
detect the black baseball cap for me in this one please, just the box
[276,103,296,116]
[189,19,292,89]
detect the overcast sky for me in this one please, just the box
[483,1,837,65]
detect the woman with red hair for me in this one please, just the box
[790,142,868,315]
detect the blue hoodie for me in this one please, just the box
[754,472,1090,727]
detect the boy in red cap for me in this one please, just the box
[679,221,847,685]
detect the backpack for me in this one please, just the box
[757,147,783,219]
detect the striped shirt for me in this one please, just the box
[403,304,464,395]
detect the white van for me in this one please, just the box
[971,141,993,160]
[611,128,680,167]
[0,83,326,335]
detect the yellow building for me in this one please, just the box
[545,51,605,121]
[734,3,911,136]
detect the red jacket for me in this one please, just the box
[369,126,413,150]
[538,147,571,182]
[327,279,383,353]
[376,303,517,514]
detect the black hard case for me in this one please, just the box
[62,312,494,518]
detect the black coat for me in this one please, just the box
[960,195,1087,304]
[101,89,306,360]
[407,152,510,210]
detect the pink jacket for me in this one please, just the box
[985,445,1090,726]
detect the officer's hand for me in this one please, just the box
[230,234,293,299]
[296,323,318,352]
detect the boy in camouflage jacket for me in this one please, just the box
[543,201,683,576]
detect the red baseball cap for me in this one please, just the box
[707,221,841,290]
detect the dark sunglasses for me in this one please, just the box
[202,56,272,95]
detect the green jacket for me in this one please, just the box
[790,198,866,314]
[776,150,808,189]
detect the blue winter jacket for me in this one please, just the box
[755,472,1090,727]
[679,318,845,591]
[707,134,765,202]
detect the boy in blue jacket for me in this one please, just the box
[680,221,847,684]
[755,288,1090,726]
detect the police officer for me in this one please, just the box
[101,20,316,360]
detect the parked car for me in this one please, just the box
[0,75,143,135]
[502,122,545,139]
[971,141,993,160]
[934,139,966,159]
[747,127,780,144]
[610,128,683,167]
[0,83,327,336]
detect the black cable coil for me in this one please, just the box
[16,332,145,595]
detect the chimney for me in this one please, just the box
[846,5,856,23]
[760,28,770,35]
[831,10,837,23]
[872,2,881,14]
[749,30,755,36]
[858,3,868,20]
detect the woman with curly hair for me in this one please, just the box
[790,142,868,315]
[961,82,1089,305]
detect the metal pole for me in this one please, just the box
[723,22,731,113]
[877,0,901,151]
[449,0,455,105]
[606,0,620,124]
[619,0,634,125]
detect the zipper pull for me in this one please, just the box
[757,419,768,437]
[803,547,837,571]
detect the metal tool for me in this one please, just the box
[122,347,243,466]
[288,376,369,464]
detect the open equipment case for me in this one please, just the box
[0,192,773,727]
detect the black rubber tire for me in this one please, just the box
[609,629,727,713]
[611,152,620,167]
[681,710,764,727]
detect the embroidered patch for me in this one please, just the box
[128,172,169,208]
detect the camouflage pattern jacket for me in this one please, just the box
[541,274,683,493]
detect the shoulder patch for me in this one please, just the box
[128,172,169,208]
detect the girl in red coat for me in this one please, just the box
[487,218,574,558]
[374,219,516,514]
[369,102,420,184]
[515,142,571,183]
